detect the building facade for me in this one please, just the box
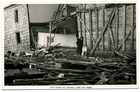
[4,4,30,53]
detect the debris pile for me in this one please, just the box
[4,46,136,85]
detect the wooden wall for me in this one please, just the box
[77,4,136,53]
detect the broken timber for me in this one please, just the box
[13,74,96,83]
[54,59,115,72]
[114,50,130,59]
[36,66,94,74]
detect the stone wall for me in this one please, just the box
[4,4,30,53]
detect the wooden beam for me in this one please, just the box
[95,9,99,50]
[79,13,82,37]
[55,11,60,19]
[90,7,116,55]
[55,59,115,72]
[108,27,116,50]
[122,6,126,51]
[117,24,136,51]
[52,11,57,20]
[83,4,87,46]
[13,75,96,83]
[55,59,96,66]
[115,50,130,59]
[36,66,94,74]
[76,9,89,13]
[89,10,93,49]
[115,7,118,49]
[130,5,134,51]
[108,28,111,51]
[49,22,52,46]
[102,9,105,51]
[30,29,37,49]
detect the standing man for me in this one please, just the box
[76,36,84,55]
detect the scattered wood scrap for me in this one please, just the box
[4,47,136,85]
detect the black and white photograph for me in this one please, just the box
[1,0,139,90]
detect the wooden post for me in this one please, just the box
[108,27,115,49]
[115,7,118,49]
[108,9,112,51]
[49,22,52,46]
[83,4,87,46]
[108,28,111,51]
[102,9,105,51]
[30,29,37,49]
[95,9,99,50]
[89,10,93,49]
[79,12,82,37]
[130,5,134,51]
[122,6,126,51]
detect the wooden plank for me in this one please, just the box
[55,58,96,66]
[36,66,94,74]
[79,13,82,37]
[89,10,93,49]
[115,8,118,49]
[130,5,134,51]
[102,9,105,51]
[54,59,115,72]
[90,8,116,55]
[122,6,126,51]
[95,9,99,50]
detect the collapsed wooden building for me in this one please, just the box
[51,4,136,56]
[4,4,137,86]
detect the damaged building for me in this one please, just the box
[4,4,77,52]
[4,4,137,86]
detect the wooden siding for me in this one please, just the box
[77,4,136,52]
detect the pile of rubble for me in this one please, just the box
[4,44,136,85]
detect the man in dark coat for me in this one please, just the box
[76,36,84,55]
